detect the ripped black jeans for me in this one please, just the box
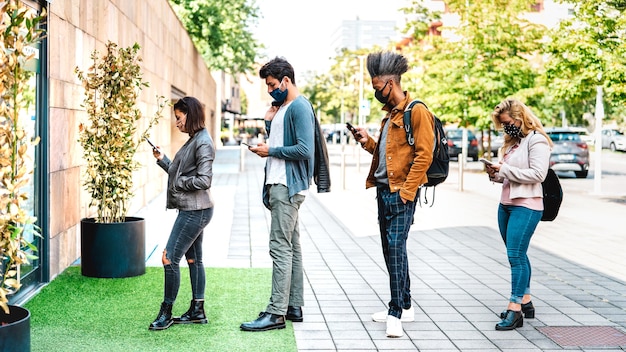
[163,207,214,304]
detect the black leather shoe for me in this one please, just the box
[286,306,303,322]
[495,310,523,331]
[500,301,535,319]
[240,312,286,331]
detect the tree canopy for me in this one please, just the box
[169,0,262,75]
[303,0,626,131]
[545,0,626,123]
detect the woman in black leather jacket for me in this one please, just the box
[149,96,215,331]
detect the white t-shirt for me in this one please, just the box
[265,103,289,186]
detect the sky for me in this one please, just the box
[252,0,409,80]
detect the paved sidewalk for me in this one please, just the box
[138,144,626,351]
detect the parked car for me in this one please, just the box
[445,128,479,161]
[482,130,504,157]
[601,128,626,152]
[569,126,594,146]
[545,128,589,178]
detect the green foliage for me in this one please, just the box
[303,48,377,125]
[75,42,166,223]
[409,0,545,129]
[303,0,626,129]
[169,0,262,75]
[0,0,45,314]
[545,0,626,122]
[25,267,297,352]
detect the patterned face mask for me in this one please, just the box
[503,123,523,138]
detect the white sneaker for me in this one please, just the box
[371,306,415,322]
[386,315,403,338]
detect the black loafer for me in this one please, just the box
[240,312,286,332]
[286,306,303,322]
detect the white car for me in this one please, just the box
[601,129,626,152]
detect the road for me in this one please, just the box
[557,149,626,200]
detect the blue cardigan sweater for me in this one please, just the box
[262,95,315,209]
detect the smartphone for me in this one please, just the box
[346,122,361,138]
[241,142,252,147]
[479,158,495,166]
[145,137,158,151]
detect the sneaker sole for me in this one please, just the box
[373,316,414,323]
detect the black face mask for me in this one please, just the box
[503,123,523,138]
[375,80,391,105]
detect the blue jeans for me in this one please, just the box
[163,207,214,304]
[497,204,542,304]
[376,186,417,319]
[266,184,305,315]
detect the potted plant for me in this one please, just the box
[0,1,46,351]
[75,41,166,278]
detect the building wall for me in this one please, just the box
[47,0,216,278]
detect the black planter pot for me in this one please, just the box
[80,217,146,278]
[0,305,30,352]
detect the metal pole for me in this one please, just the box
[357,56,364,173]
[458,153,464,191]
[240,144,246,172]
[593,85,604,195]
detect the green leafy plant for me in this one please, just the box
[75,42,166,224]
[0,0,46,314]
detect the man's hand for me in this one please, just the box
[249,143,270,158]
[353,127,369,144]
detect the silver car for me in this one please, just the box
[601,128,626,152]
[545,128,589,179]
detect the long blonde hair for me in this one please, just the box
[491,98,553,152]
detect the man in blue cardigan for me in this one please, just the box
[240,57,315,332]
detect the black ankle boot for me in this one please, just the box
[495,310,523,331]
[149,302,174,331]
[500,301,535,319]
[173,299,208,324]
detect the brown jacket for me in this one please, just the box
[364,93,435,202]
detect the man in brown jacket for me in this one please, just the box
[351,51,434,338]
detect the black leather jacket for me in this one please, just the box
[157,128,215,210]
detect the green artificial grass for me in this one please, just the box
[24,266,297,352]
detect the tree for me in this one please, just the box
[303,48,379,125]
[169,0,262,75]
[403,0,545,130]
[545,0,626,124]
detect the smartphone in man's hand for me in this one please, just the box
[346,122,361,139]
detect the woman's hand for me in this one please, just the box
[485,162,501,179]
[152,147,164,161]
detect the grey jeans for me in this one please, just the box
[265,184,305,315]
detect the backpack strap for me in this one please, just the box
[403,99,427,146]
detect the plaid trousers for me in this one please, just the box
[376,185,416,319]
